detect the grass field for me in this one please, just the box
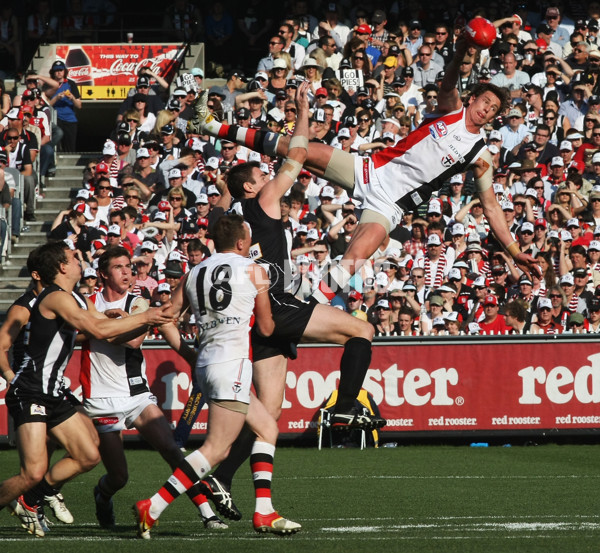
[1,443,600,552]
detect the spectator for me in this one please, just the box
[530,296,563,333]
[478,294,511,334]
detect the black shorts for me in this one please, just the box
[251,292,317,362]
[5,386,78,429]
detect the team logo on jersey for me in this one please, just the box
[441,154,455,167]
[30,404,47,416]
[232,382,242,394]
[249,242,262,260]
[429,121,448,140]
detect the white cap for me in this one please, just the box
[433,317,446,327]
[206,157,220,169]
[141,240,158,251]
[382,131,397,142]
[296,224,308,234]
[272,58,287,70]
[76,188,91,200]
[488,129,502,141]
[260,162,270,174]
[548,230,559,240]
[157,282,171,293]
[107,224,121,236]
[560,273,574,285]
[559,140,573,151]
[488,144,500,155]
[451,223,465,236]
[589,240,600,251]
[207,184,220,195]
[538,297,552,309]
[375,272,389,287]
[386,247,402,259]
[427,234,441,245]
[561,229,572,241]
[521,221,534,233]
[168,250,182,262]
[306,228,319,240]
[449,174,464,184]
[593,152,600,164]
[376,298,391,309]
[566,217,580,228]
[493,183,504,194]
[501,200,514,211]
[6,107,21,119]
[550,156,564,167]
[196,193,208,204]
[255,71,269,80]
[448,268,461,281]
[445,311,460,322]
[248,151,261,163]
[296,254,310,264]
[453,260,469,269]
[472,275,486,287]
[320,185,335,198]
[427,201,442,214]
[568,132,584,139]
[83,267,97,278]
[337,127,351,138]
[136,147,150,158]
[102,141,117,155]
[468,322,481,333]
[168,168,182,179]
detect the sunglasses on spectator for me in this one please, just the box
[170,196,182,201]
[125,194,139,199]
[97,186,111,190]
[285,108,297,113]
[221,145,235,150]
[6,135,19,140]
[269,41,282,46]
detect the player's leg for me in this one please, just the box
[92,430,125,529]
[193,92,356,192]
[134,404,245,539]
[46,411,101,486]
[243,392,300,535]
[301,304,385,430]
[134,403,226,529]
[207,354,287,520]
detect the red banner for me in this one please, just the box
[54,44,185,99]
[1,339,600,441]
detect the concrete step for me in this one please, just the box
[54,166,89,177]
[56,153,100,166]
[0,263,29,278]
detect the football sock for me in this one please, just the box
[335,337,372,413]
[206,120,283,157]
[212,426,256,488]
[251,441,276,515]
[149,450,211,520]
[312,264,352,304]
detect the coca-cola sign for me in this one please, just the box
[2,339,600,442]
[55,44,186,99]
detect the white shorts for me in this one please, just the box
[353,156,404,231]
[83,392,157,433]
[196,358,252,404]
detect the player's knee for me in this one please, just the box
[343,318,374,342]
[257,420,278,445]
[23,466,47,487]
[80,449,101,472]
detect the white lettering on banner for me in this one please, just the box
[491,415,541,425]
[284,365,459,409]
[427,416,477,426]
[161,371,190,410]
[518,353,600,405]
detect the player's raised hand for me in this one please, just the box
[145,303,176,326]
[296,80,311,115]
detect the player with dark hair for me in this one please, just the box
[191,34,540,298]
[0,240,173,535]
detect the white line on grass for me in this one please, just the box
[280,475,600,480]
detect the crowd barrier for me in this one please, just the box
[1,335,600,443]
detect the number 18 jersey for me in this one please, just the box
[185,252,257,367]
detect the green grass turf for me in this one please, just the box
[1,444,600,552]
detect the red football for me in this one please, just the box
[464,17,497,49]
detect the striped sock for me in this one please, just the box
[206,121,282,157]
[149,450,211,520]
[251,441,276,515]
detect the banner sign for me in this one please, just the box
[54,44,185,100]
[2,339,600,441]
[336,68,364,91]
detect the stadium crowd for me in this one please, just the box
[4,2,600,337]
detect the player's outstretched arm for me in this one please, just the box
[248,264,274,338]
[475,151,541,279]
[259,81,311,218]
[160,322,197,368]
[438,33,470,114]
[42,290,175,340]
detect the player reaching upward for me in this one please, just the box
[190,33,540,297]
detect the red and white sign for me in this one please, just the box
[54,44,185,99]
[1,340,600,441]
